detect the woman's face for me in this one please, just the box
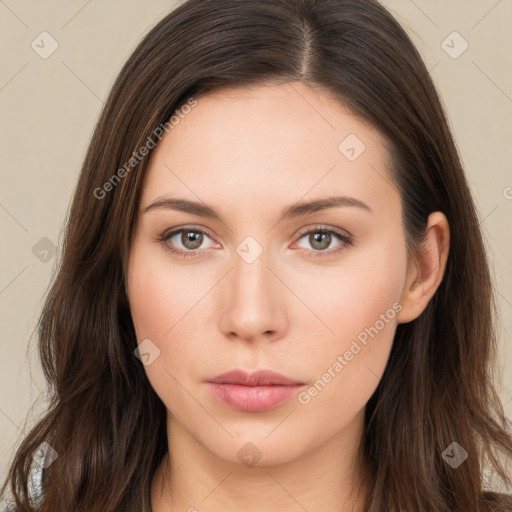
[126,82,412,466]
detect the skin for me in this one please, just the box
[125,81,450,512]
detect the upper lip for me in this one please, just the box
[207,369,304,386]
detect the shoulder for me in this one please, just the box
[1,463,44,512]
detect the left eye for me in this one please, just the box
[295,228,352,255]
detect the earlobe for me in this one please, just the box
[397,211,450,324]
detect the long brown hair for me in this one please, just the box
[2,0,511,510]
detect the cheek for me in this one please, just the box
[292,237,406,413]
[127,241,208,341]
[291,232,406,351]
[127,242,214,401]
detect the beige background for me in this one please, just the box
[1,0,511,483]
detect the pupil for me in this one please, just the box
[311,231,330,250]
[183,230,202,249]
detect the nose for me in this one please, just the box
[217,243,289,344]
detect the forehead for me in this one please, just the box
[140,82,398,219]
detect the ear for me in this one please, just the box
[397,211,450,324]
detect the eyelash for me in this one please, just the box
[156,224,353,259]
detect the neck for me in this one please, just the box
[151,409,370,512]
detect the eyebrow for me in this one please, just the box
[142,195,372,222]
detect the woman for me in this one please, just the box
[2,0,511,510]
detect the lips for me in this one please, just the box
[207,369,304,386]
[206,369,305,412]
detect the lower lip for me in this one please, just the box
[207,383,303,412]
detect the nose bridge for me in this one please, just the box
[233,240,270,302]
[219,235,287,341]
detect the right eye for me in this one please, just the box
[157,226,220,258]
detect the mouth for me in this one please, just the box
[205,369,306,412]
